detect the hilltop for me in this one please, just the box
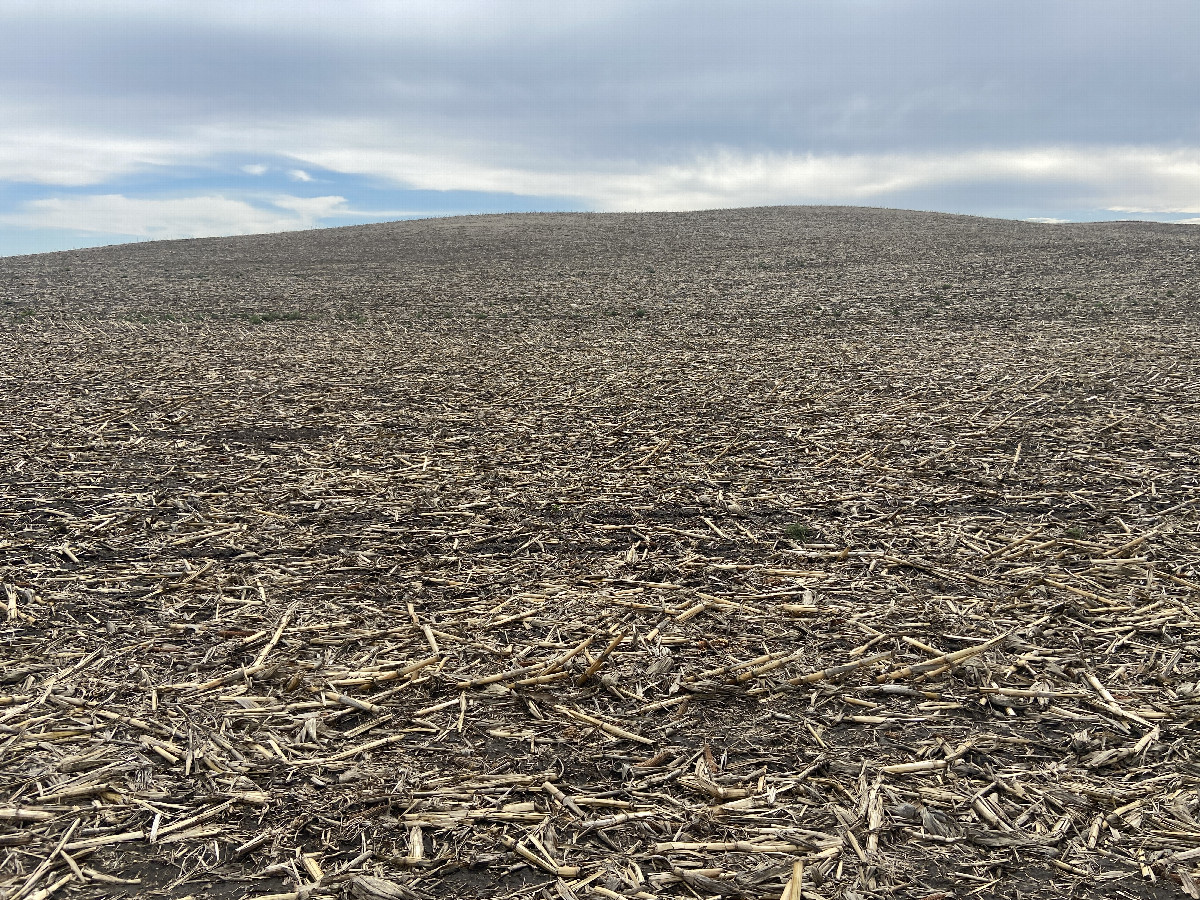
[3,206,1197,326]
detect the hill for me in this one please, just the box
[2,208,1198,900]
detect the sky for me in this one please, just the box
[2,0,1199,256]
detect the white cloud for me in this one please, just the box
[4,101,1200,232]
[1024,217,1070,224]
[268,195,350,217]
[0,117,187,185]
[291,137,1200,214]
[0,194,352,239]
[3,82,1199,220]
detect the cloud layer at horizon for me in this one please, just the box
[3,0,1199,255]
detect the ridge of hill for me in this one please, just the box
[2,206,1197,326]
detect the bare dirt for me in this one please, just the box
[2,207,1199,900]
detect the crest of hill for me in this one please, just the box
[5,205,1196,269]
[1,206,1196,324]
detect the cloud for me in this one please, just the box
[242,163,268,175]
[1024,217,1070,224]
[0,117,187,185]
[0,193,353,239]
[4,1,1200,170]
[268,195,349,217]
[290,140,1200,214]
[287,168,312,182]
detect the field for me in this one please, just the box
[2,207,1199,900]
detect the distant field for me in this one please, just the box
[2,207,1198,900]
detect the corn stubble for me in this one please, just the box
[1,207,1199,899]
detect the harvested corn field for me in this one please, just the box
[2,207,1199,900]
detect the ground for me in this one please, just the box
[1,208,1199,900]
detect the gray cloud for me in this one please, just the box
[5,0,1198,163]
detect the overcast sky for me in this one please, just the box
[2,0,1198,255]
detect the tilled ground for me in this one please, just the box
[2,208,1199,900]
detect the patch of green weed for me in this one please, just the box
[783,522,815,541]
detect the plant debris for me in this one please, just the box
[1,208,1199,899]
